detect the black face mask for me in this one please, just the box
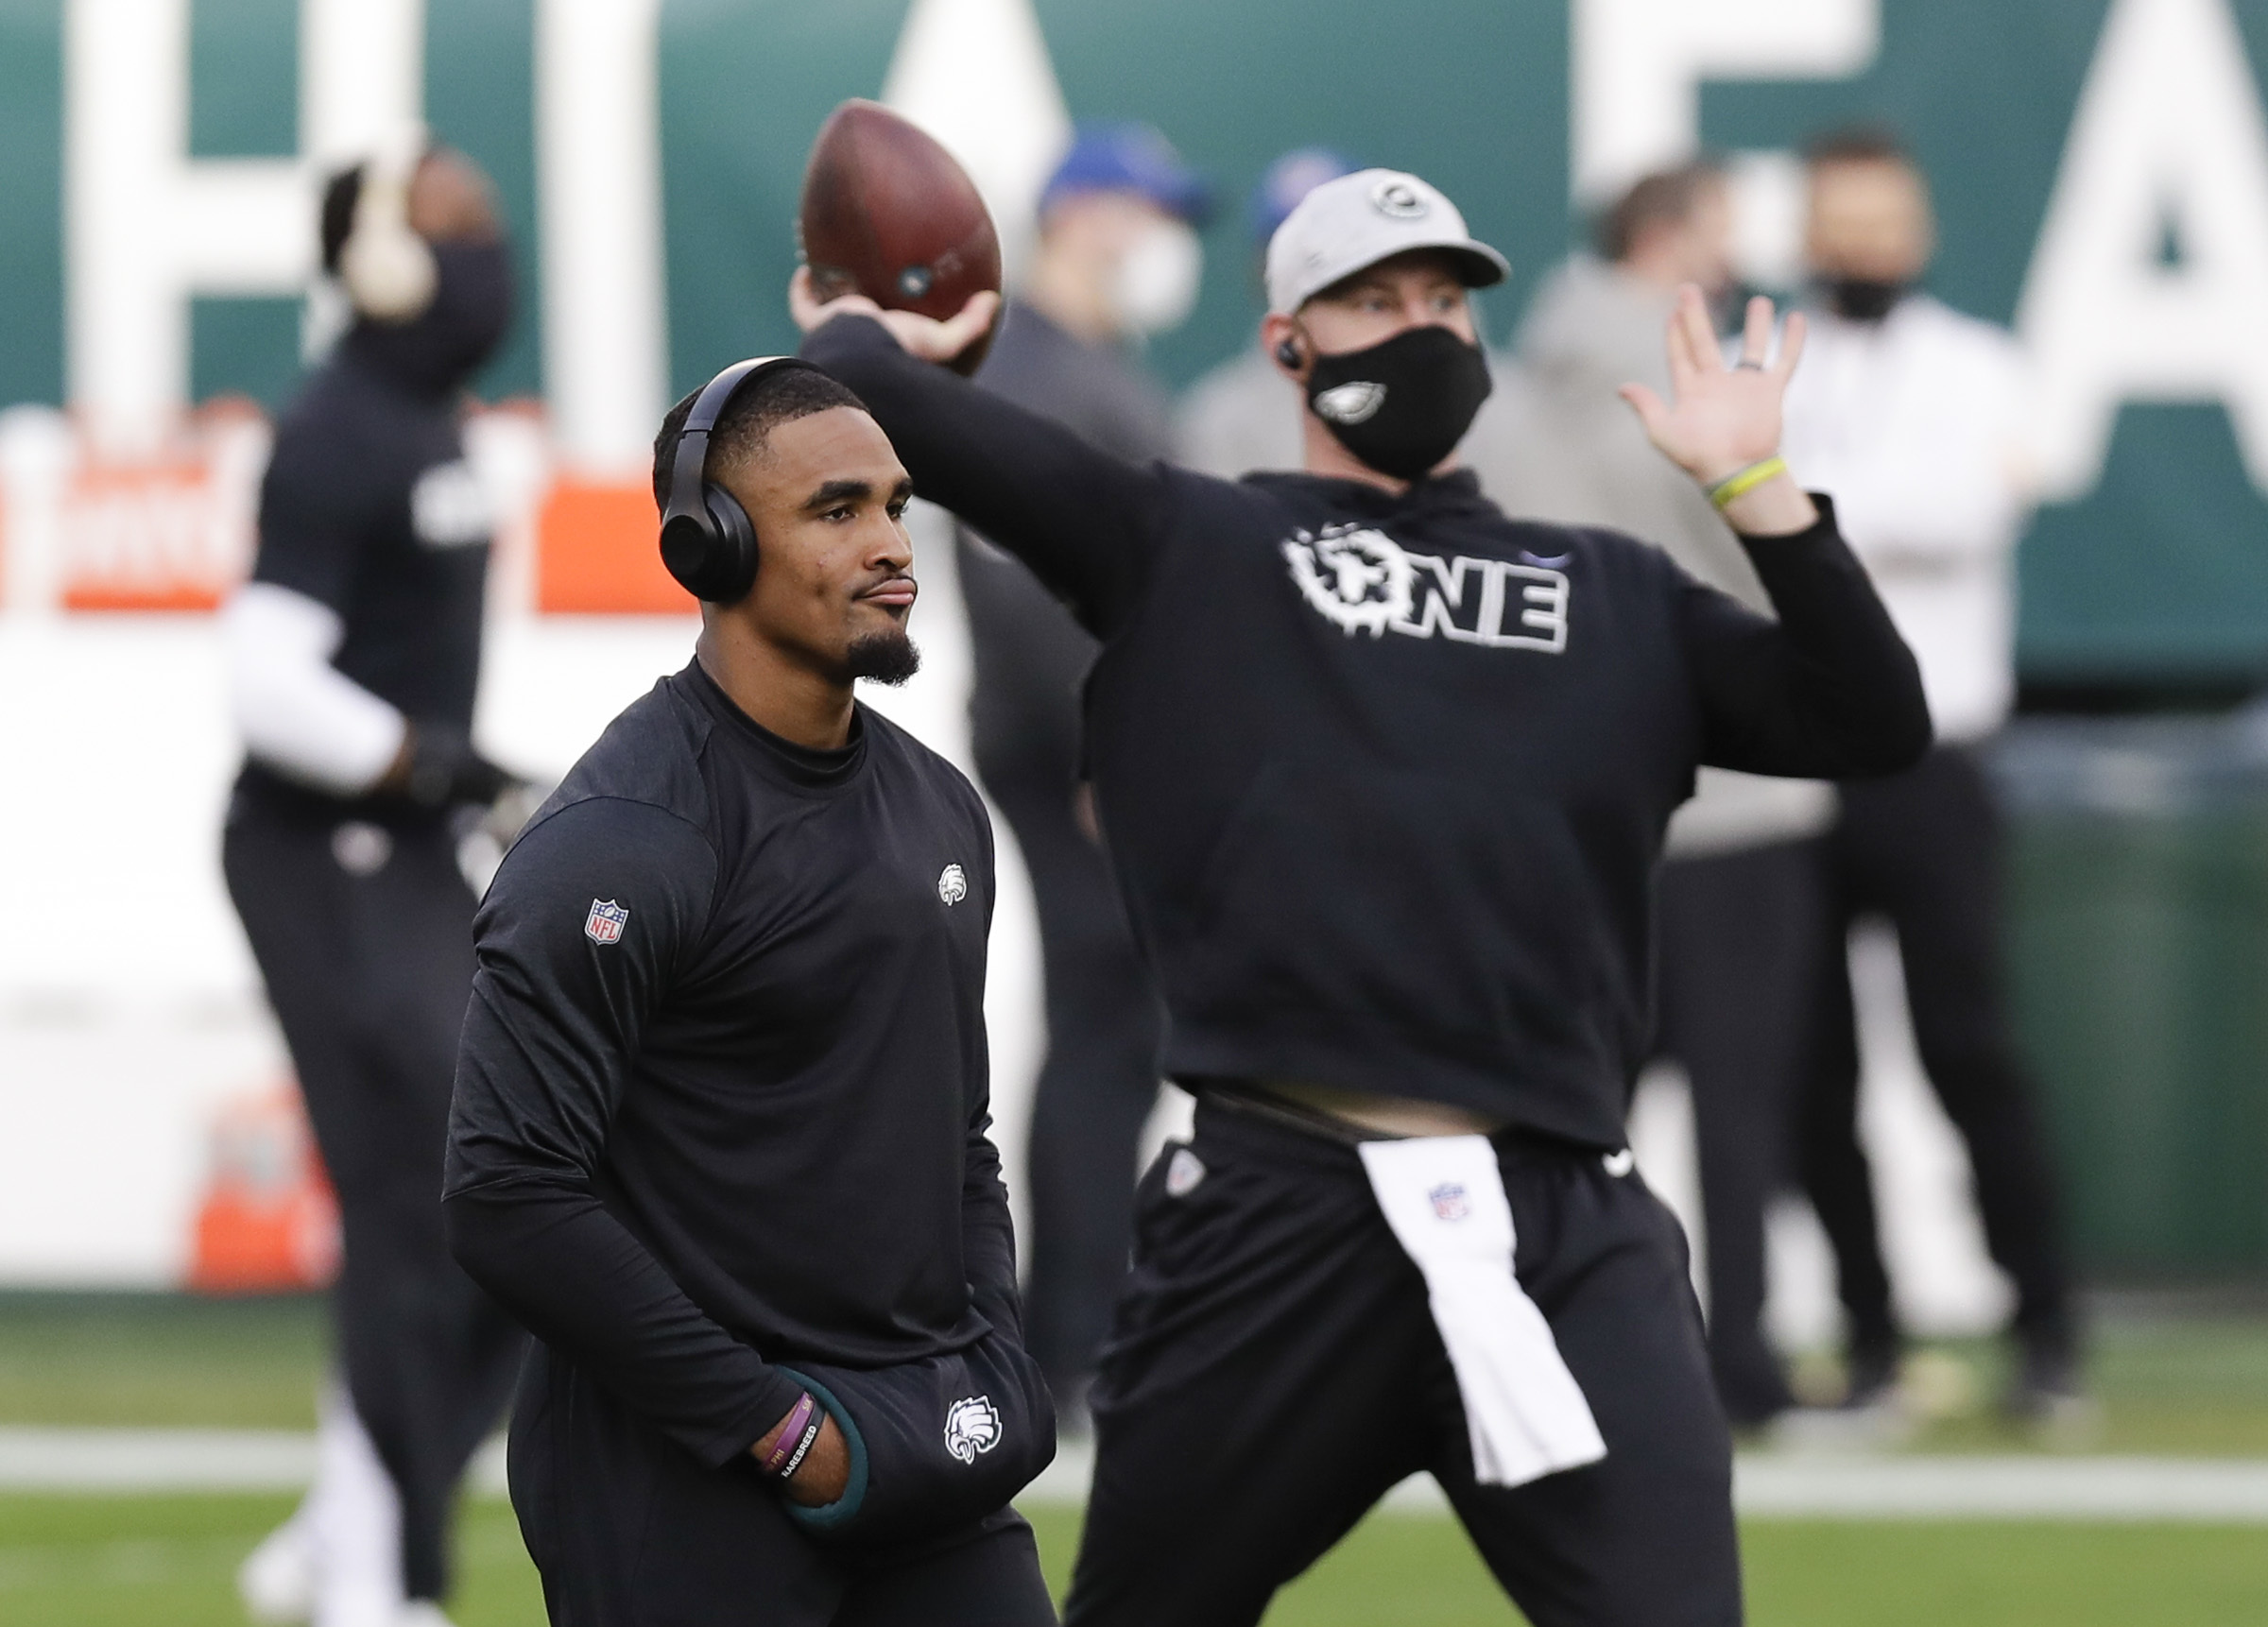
[1823,276,1906,324]
[1304,324,1493,482]
[345,239,515,396]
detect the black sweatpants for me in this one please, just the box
[1067,1099,1741,1627]
[1653,839,1829,1425]
[224,797,526,1601]
[962,535,1164,1406]
[507,1344,1057,1626]
[1796,744,2075,1361]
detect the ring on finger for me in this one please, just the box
[1734,359,1765,370]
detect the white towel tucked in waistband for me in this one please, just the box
[1358,1135,1606,1487]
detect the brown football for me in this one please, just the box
[799,100,1003,376]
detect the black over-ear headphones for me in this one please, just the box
[658,355,825,604]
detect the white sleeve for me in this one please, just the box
[222,582,408,796]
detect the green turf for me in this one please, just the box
[1779,1320,2268,1455]
[0,1494,537,1627]
[0,1293,323,1430]
[9,1293,2268,1454]
[5,1498,2268,1626]
[1,1296,2266,1623]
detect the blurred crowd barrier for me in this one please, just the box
[0,403,675,616]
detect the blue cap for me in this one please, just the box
[1040,123,1212,225]
[1248,147,1360,247]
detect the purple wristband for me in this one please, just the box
[761,1393,817,1476]
[777,1413,824,1482]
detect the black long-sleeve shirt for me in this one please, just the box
[805,314,1931,1147]
[443,663,1013,1466]
[238,343,490,823]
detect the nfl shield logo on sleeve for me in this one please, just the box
[585,899,629,946]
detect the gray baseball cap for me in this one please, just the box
[1264,168,1509,315]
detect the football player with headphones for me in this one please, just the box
[442,358,1057,1624]
[224,132,527,1627]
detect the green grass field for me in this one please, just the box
[6,1495,2268,1627]
[3,1293,2267,1625]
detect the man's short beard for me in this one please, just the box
[844,628,921,687]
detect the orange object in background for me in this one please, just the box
[537,476,691,613]
[187,1085,341,1294]
[61,400,271,612]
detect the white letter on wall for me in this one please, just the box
[65,0,423,452]
[2018,0,2268,501]
[1572,0,1878,202]
[882,0,1073,285]
[1572,0,1877,287]
[536,0,668,476]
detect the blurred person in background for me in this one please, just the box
[955,122,1208,1428]
[222,139,528,1627]
[1177,146,1530,488]
[1503,162,1835,1429]
[1778,128,2082,1427]
[1177,147,1358,476]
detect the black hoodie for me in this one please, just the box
[805,315,1931,1147]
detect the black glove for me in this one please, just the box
[391,723,519,812]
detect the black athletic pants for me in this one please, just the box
[507,1344,1057,1626]
[1796,744,2076,1362]
[961,536,1164,1409]
[1654,839,1828,1426]
[1067,1100,1741,1627]
[224,797,526,1601]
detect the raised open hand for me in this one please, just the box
[789,265,1000,368]
[1621,285,1816,534]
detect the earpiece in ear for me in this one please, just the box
[1275,338,1303,370]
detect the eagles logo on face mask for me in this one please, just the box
[1314,381,1386,424]
[1302,324,1493,482]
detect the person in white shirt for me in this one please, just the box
[1503,163,1835,1428]
[1778,128,2082,1426]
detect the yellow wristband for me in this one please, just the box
[1707,456,1788,510]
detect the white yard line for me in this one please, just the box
[5,1429,2268,1523]
[1734,1454,2268,1522]
[1023,1441,2268,1522]
[0,1429,508,1497]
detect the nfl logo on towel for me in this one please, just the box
[1428,1182,1469,1222]
[585,899,629,946]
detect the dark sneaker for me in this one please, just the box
[1769,1344,1914,1450]
[2006,1343,2101,1447]
[1841,1344,1901,1412]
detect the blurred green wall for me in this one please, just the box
[5,0,2264,685]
